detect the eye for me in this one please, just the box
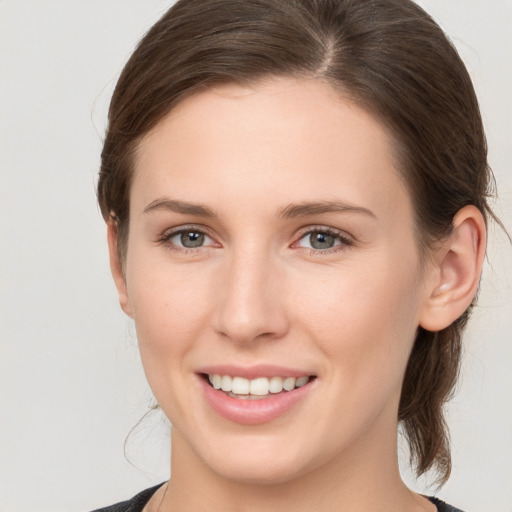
[295,228,352,252]
[173,230,207,248]
[159,226,217,251]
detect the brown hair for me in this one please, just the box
[98,0,497,485]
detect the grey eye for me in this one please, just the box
[179,231,205,248]
[296,229,348,251]
[309,231,336,249]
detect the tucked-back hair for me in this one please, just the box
[98,0,496,485]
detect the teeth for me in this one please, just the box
[249,377,269,396]
[207,374,311,396]
[221,375,232,392]
[209,374,222,389]
[296,376,309,387]
[283,377,296,391]
[232,376,250,395]
[269,376,283,393]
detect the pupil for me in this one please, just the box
[181,231,204,248]
[310,232,334,249]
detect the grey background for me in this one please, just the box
[1,1,511,511]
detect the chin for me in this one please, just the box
[211,457,306,486]
[196,435,318,486]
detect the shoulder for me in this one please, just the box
[428,496,466,512]
[89,483,165,512]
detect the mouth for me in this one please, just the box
[196,364,317,424]
[200,373,317,400]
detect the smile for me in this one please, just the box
[207,374,312,398]
[198,369,317,424]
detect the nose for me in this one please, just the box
[212,248,289,345]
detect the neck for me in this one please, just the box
[160,421,434,512]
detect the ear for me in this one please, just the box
[419,205,486,332]
[107,220,133,318]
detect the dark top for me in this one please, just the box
[89,483,465,512]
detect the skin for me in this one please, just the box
[108,78,486,512]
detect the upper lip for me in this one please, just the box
[196,364,315,380]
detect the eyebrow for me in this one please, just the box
[143,198,376,220]
[278,200,376,219]
[143,198,216,217]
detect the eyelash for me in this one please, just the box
[157,225,354,255]
[157,225,217,254]
[293,226,354,255]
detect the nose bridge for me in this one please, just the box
[214,244,287,344]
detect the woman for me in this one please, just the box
[93,0,495,510]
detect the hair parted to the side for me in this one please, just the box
[98,0,497,486]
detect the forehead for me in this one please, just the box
[132,78,410,221]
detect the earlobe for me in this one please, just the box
[107,220,133,318]
[419,205,486,332]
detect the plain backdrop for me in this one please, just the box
[0,1,511,511]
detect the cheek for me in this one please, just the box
[124,251,215,374]
[295,254,421,389]
[124,261,219,421]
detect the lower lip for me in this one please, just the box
[199,376,315,425]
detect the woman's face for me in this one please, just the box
[116,78,435,483]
